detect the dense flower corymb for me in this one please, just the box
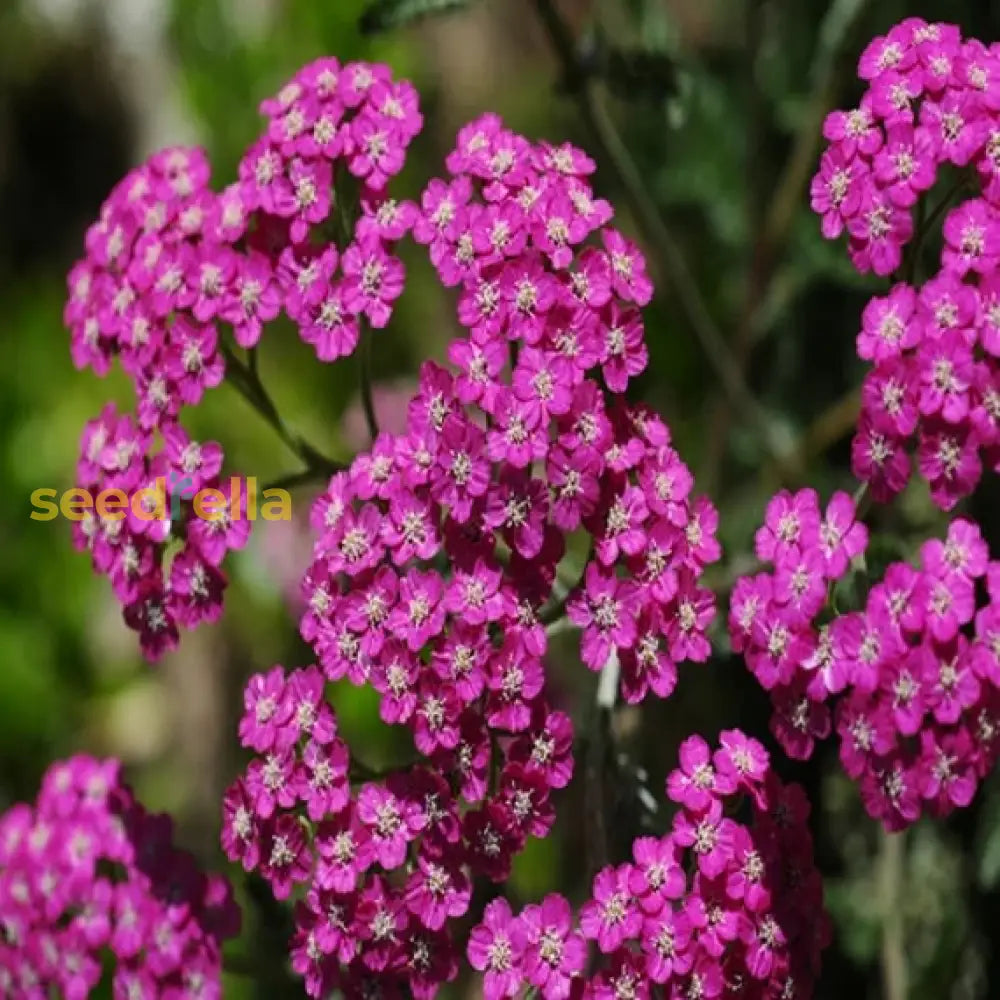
[811,18,1000,508]
[216,91,721,997]
[467,730,830,999]
[0,755,240,998]
[734,490,1000,831]
[63,58,423,662]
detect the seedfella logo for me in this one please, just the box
[30,475,292,522]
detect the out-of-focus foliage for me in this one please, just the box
[5,0,1000,996]
[359,0,482,35]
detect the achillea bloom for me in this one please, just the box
[464,731,828,1000]
[0,756,239,999]
[734,496,1000,831]
[811,19,1000,508]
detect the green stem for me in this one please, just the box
[879,829,908,1000]
[221,341,343,477]
[359,326,379,443]
[908,173,972,283]
[541,592,569,626]
[852,479,870,519]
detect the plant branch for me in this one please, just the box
[360,326,380,444]
[531,0,778,459]
[701,0,872,490]
[879,829,908,1000]
[581,651,617,886]
[222,342,344,477]
[906,172,974,283]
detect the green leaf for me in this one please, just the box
[358,0,474,34]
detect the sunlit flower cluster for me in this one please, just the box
[733,492,1000,830]
[469,731,829,1000]
[0,756,239,999]
[811,19,1000,506]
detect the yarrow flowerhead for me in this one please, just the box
[811,19,1000,508]
[467,730,829,999]
[217,98,721,997]
[63,59,423,661]
[0,755,239,998]
[733,491,1000,831]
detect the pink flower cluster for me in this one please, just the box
[414,114,721,697]
[238,58,421,358]
[0,755,239,999]
[810,19,1000,507]
[64,145,227,412]
[62,143,246,660]
[65,58,419,387]
[72,405,244,659]
[732,492,1000,830]
[222,662,570,997]
[810,18,1000,276]
[62,59,422,660]
[217,111,721,997]
[468,731,829,1000]
[851,274,1000,508]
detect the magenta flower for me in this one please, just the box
[300,282,361,361]
[403,849,471,932]
[579,863,642,953]
[641,907,693,983]
[467,897,526,999]
[920,89,989,166]
[672,802,736,879]
[917,421,982,509]
[239,666,292,753]
[602,229,653,305]
[847,188,914,275]
[432,414,491,520]
[342,238,405,328]
[567,564,640,669]
[942,198,1000,275]
[356,783,425,869]
[852,417,911,501]
[810,147,865,238]
[857,283,920,361]
[628,835,685,913]
[819,490,869,578]
[667,735,736,812]
[872,124,936,206]
[519,894,587,999]
[298,739,351,821]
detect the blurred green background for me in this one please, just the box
[4,0,1000,996]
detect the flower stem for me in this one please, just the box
[221,341,344,478]
[907,172,972,284]
[359,326,380,444]
[879,828,908,1000]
